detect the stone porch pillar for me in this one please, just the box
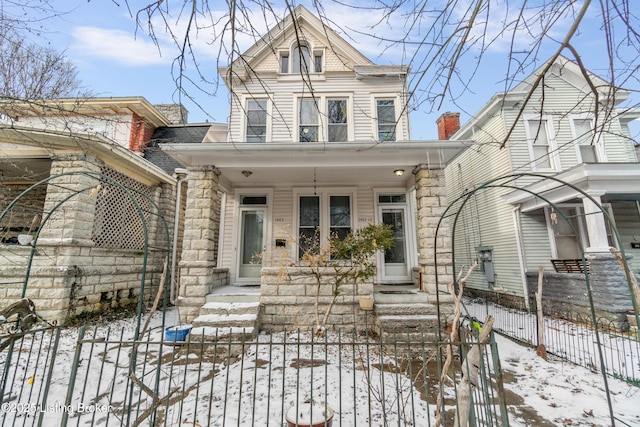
[32,153,103,321]
[581,194,610,253]
[581,194,634,312]
[38,153,103,245]
[177,165,226,321]
[413,164,454,321]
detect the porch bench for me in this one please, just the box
[551,259,590,274]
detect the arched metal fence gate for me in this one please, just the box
[434,173,640,427]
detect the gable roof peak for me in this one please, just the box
[221,4,374,83]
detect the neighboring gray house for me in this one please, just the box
[444,56,640,315]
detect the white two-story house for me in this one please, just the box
[162,6,467,329]
[444,56,640,316]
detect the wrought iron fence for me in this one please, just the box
[463,297,640,386]
[1,322,508,426]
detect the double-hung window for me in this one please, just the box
[571,115,602,163]
[376,99,396,141]
[298,97,350,142]
[299,98,319,142]
[525,116,558,170]
[327,99,348,142]
[297,192,352,258]
[246,99,267,142]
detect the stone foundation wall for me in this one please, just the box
[524,254,637,315]
[259,267,374,331]
[0,244,165,324]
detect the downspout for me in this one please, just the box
[512,206,530,309]
[171,168,188,304]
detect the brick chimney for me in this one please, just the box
[129,112,155,154]
[436,112,460,140]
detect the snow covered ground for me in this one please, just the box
[1,307,639,426]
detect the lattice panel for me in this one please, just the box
[92,168,155,250]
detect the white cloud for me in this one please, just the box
[71,27,171,66]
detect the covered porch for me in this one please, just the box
[163,140,466,330]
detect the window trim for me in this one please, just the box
[570,113,606,163]
[524,114,560,171]
[242,96,271,143]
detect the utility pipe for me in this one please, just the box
[170,168,188,304]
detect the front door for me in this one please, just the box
[238,208,265,279]
[380,206,410,282]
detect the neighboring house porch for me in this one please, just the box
[0,126,176,324]
[503,164,640,315]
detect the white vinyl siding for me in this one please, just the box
[445,114,522,293]
[220,195,237,272]
[227,74,408,143]
[520,209,555,271]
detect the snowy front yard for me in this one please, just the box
[1,308,639,426]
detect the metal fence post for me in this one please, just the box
[61,326,85,426]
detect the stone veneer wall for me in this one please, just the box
[0,153,173,324]
[259,267,374,330]
[176,166,228,322]
[414,166,455,321]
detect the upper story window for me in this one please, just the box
[281,43,323,74]
[298,96,351,142]
[571,115,604,163]
[525,116,559,171]
[327,99,347,142]
[299,98,319,142]
[246,99,268,142]
[376,99,396,141]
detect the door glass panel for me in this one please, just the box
[239,210,264,278]
[299,196,320,257]
[382,209,406,264]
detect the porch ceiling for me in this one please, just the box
[503,163,640,212]
[162,140,469,188]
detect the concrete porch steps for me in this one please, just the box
[373,287,441,341]
[190,286,261,343]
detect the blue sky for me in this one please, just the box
[15,0,640,140]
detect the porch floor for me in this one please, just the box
[374,283,420,293]
[210,285,260,295]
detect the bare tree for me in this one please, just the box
[124,0,638,144]
[0,27,86,100]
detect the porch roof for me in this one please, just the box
[161,140,469,188]
[503,163,640,212]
